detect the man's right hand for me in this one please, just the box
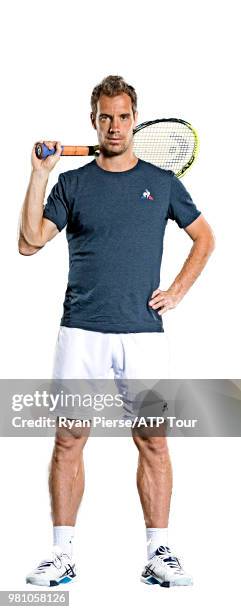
[31,140,62,173]
[18,140,62,254]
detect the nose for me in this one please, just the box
[109,117,121,132]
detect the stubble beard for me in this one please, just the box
[99,142,129,158]
[99,134,133,158]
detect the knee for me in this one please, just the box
[133,434,169,459]
[52,432,86,466]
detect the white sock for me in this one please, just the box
[146,527,168,559]
[53,526,74,559]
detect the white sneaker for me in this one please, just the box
[141,545,193,588]
[26,546,76,587]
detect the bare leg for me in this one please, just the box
[132,426,173,527]
[48,420,91,526]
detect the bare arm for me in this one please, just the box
[148,214,215,314]
[18,222,58,255]
[18,140,62,255]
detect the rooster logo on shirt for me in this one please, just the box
[141,189,154,201]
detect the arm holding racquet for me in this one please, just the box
[18,141,62,255]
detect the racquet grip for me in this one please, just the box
[35,143,98,159]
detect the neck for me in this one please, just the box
[95,149,138,172]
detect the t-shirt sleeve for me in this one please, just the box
[168,172,202,229]
[43,172,69,231]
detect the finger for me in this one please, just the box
[44,141,56,149]
[149,295,160,305]
[149,291,166,302]
[149,296,166,307]
[152,303,168,312]
[151,288,161,298]
[151,289,164,299]
[54,141,62,157]
[158,306,169,315]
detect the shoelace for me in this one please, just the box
[152,547,184,575]
[155,555,184,575]
[37,552,65,571]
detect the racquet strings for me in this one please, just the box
[133,121,196,176]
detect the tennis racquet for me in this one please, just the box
[35,118,199,177]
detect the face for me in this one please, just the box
[91,93,138,157]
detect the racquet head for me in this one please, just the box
[133,118,199,177]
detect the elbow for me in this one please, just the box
[21,230,45,249]
[197,230,216,257]
[18,242,42,256]
[18,248,34,256]
[208,231,216,254]
[18,229,45,255]
[207,225,216,253]
[203,239,215,260]
[206,236,215,256]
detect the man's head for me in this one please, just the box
[90,75,138,157]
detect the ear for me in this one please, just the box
[90,112,96,129]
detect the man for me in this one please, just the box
[19,75,215,588]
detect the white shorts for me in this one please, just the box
[52,326,170,422]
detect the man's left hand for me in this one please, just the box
[148,289,182,315]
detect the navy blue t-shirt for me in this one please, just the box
[43,159,201,333]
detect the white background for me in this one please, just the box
[0,0,240,609]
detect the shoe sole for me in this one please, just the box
[141,575,193,588]
[26,574,77,588]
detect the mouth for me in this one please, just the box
[106,137,122,143]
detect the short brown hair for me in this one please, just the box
[91,75,137,117]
